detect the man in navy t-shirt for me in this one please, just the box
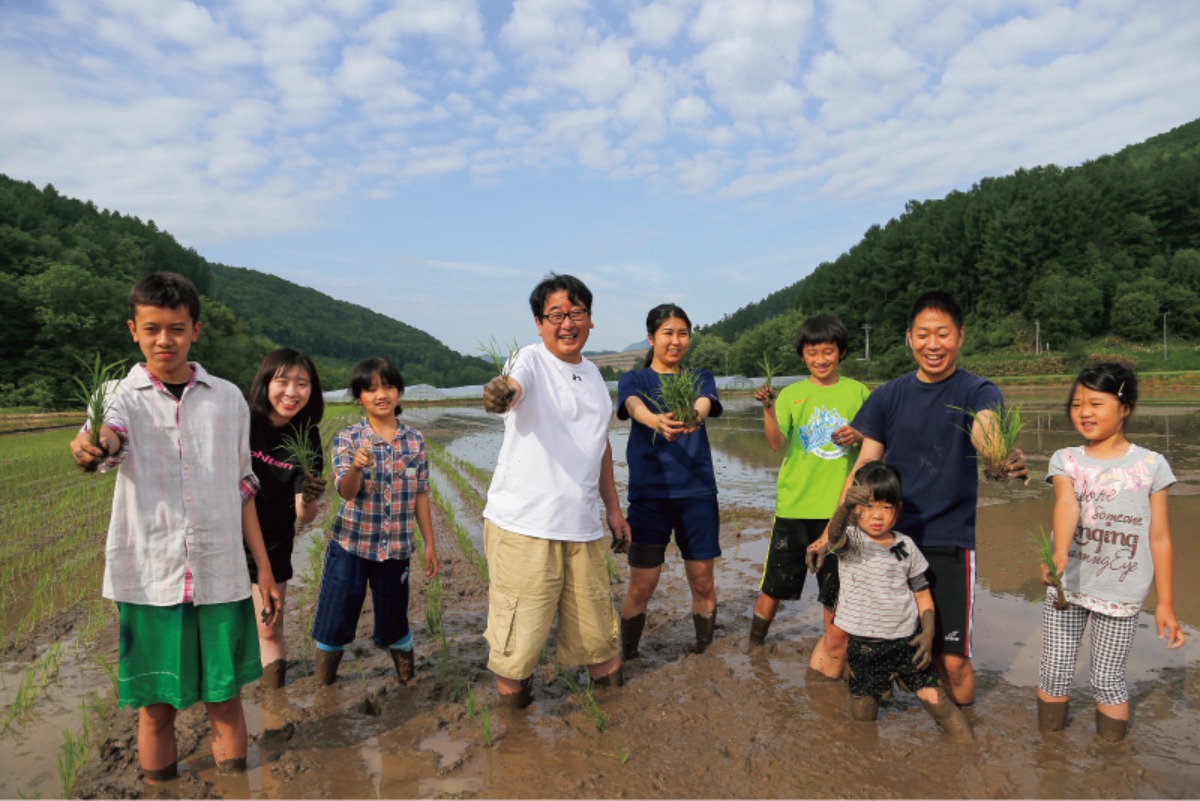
[823,291,1027,706]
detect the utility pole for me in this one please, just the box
[1164,310,1169,361]
[1034,319,1040,354]
[862,323,871,361]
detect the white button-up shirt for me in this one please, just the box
[99,363,257,606]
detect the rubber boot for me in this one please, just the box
[1095,709,1128,743]
[621,613,646,660]
[748,614,771,646]
[390,647,415,683]
[693,608,716,654]
[497,677,533,711]
[850,695,879,722]
[142,763,178,783]
[591,666,624,689]
[315,649,343,686]
[261,659,286,689]
[920,687,974,742]
[1037,698,1069,733]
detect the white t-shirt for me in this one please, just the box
[483,343,612,542]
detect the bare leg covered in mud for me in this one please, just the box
[207,696,249,774]
[621,559,717,656]
[138,704,179,782]
[809,607,848,679]
[936,653,975,706]
[253,582,289,688]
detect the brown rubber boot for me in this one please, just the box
[621,613,646,660]
[693,608,717,654]
[920,687,974,742]
[315,649,343,686]
[850,695,879,721]
[390,648,415,683]
[261,659,286,689]
[497,677,533,711]
[591,666,624,689]
[748,614,771,646]
[142,763,178,783]
[1095,709,1128,742]
[1037,698,1069,733]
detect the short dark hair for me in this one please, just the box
[907,290,962,331]
[129,271,202,322]
[350,357,405,416]
[248,348,325,429]
[854,460,903,511]
[1066,361,1138,418]
[643,304,692,367]
[795,313,848,360]
[529,273,593,320]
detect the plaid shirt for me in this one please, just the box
[331,418,429,561]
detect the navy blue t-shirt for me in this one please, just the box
[851,369,1002,549]
[617,367,722,501]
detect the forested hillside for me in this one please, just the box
[0,177,491,408]
[697,118,1200,377]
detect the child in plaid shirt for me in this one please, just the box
[310,357,439,684]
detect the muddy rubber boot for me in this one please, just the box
[497,678,533,711]
[1037,698,1069,733]
[920,687,974,742]
[142,762,178,783]
[1095,709,1128,743]
[261,659,286,689]
[849,695,879,722]
[748,614,771,646]
[692,608,716,654]
[315,649,343,686]
[621,613,646,660]
[591,666,624,689]
[390,647,415,683]
[216,757,247,776]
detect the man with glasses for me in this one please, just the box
[481,273,630,710]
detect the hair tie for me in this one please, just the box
[1116,381,1125,400]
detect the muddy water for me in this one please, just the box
[10,390,1200,798]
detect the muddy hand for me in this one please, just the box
[1004,448,1030,485]
[302,475,327,504]
[909,609,935,670]
[352,446,374,473]
[844,486,871,508]
[805,544,824,574]
[483,376,516,414]
[831,425,862,448]
[754,384,775,408]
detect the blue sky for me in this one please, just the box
[3,1,1198,354]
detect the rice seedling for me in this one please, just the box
[602,738,632,765]
[480,337,522,379]
[640,368,703,441]
[477,699,494,747]
[558,672,609,732]
[69,353,125,452]
[759,351,778,396]
[277,420,323,480]
[605,553,620,583]
[948,401,1025,480]
[57,723,89,797]
[1029,526,1070,610]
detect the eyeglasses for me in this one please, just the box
[541,308,589,325]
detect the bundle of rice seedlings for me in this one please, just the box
[480,337,521,379]
[278,413,351,479]
[640,368,702,439]
[759,351,778,400]
[949,401,1024,480]
[70,354,125,452]
[1029,526,1070,610]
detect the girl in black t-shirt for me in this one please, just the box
[246,349,326,688]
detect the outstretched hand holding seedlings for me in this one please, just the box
[483,376,518,414]
[805,485,871,573]
[960,402,1030,485]
[70,426,119,472]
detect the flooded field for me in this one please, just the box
[4,386,1200,798]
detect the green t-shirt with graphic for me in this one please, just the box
[773,376,870,519]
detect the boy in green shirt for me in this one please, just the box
[749,314,868,680]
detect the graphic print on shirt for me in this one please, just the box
[1061,450,1155,584]
[797,405,850,461]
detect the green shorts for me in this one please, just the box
[117,599,262,709]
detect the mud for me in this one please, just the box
[18,397,1200,798]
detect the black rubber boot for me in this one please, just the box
[850,695,879,721]
[315,649,343,686]
[261,659,286,689]
[390,647,415,683]
[621,613,646,660]
[693,608,717,654]
[920,687,974,742]
[498,677,533,711]
[1037,697,1069,733]
[748,614,771,646]
[1095,709,1128,742]
[591,666,624,689]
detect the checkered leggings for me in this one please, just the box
[1038,595,1138,705]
